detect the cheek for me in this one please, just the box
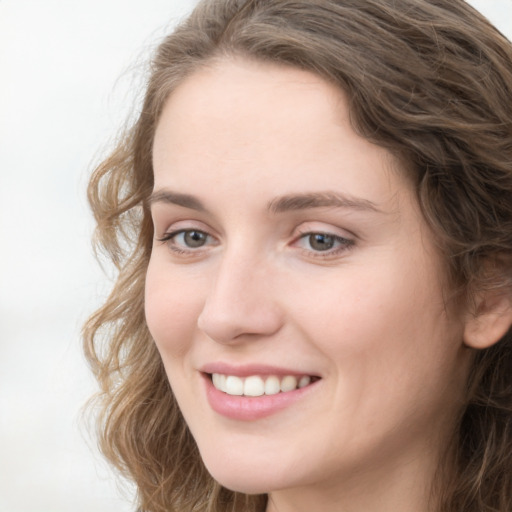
[144,261,204,358]
[296,266,425,347]
[295,258,461,387]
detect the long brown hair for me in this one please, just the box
[84,1,512,511]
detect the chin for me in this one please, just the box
[209,470,273,494]
[201,455,290,495]
[215,477,271,495]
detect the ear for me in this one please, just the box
[464,290,512,349]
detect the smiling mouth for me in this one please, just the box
[209,373,320,397]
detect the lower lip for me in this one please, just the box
[203,374,319,421]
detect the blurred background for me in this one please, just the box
[0,1,511,511]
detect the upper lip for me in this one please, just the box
[199,362,320,378]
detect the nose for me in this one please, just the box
[197,252,284,344]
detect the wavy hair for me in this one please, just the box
[83,1,512,511]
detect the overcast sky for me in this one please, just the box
[0,1,511,511]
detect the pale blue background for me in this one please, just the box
[0,1,511,511]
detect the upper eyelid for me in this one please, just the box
[154,218,216,236]
[294,223,356,240]
[155,220,356,243]
[296,230,352,240]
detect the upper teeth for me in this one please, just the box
[212,373,311,396]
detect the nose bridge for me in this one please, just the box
[197,244,282,343]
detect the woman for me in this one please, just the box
[84,1,512,511]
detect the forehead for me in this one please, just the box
[153,58,347,158]
[152,58,404,204]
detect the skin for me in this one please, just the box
[145,58,474,512]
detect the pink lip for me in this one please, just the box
[201,371,320,421]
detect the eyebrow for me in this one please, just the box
[267,191,382,214]
[148,190,207,212]
[148,189,382,214]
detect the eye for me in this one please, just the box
[158,229,216,253]
[177,230,209,248]
[295,231,353,256]
[305,233,337,251]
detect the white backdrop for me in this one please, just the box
[0,1,511,511]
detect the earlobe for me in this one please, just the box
[463,291,512,349]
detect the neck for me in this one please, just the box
[265,441,447,512]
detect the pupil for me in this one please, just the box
[184,231,206,248]
[309,233,334,251]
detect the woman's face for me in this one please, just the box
[146,59,472,501]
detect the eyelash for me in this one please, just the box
[157,228,354,258]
